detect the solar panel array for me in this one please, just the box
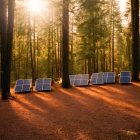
[69,74,89,86]
[120,71,131,84]
[35,78,52,91]
[90,73,104,85]
[103,72,115,83]
[15,79,32,92]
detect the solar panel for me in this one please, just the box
[107,77,115,83]
[35,84,43,91]
[103,76,107,83]
[82,74,89,79]
[97,78,104,84]
[24,79,32,85]
[75,75,82,79]
[36,79,44,84]
[44,78,51,84]
[22,85,31,92]
[15,79,32,92]
[80,80,88,86]
[35,78,52,91]
[74,79,81,86]
[43,84,51,91]
[69,74,89,86]
[108,72,115,77]
[90,78,97,85]
[69,75,75,80]
[16,80,23,85]
[15,85,22,92]
[103,72,115,83]
[90,73,104,85]
[120,71,131,84]
[120,71,130,77]
[91,73,98,78]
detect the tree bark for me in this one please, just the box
[131,0,139,81]
[0,0,8,99]
[7,0,15,93]
[62,0,70,88]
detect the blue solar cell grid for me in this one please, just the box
[74,80,81,86]
[90,73,104,85]
[90,78,97,85]
[82,74,89,79]
[44,78,51,84]
[35,84,43,91]
[15,85,22,92]
[92,73,98,78]
[15,79,32,92]
[120,77,131,83]
[43,84,51,91]
[120,71,130,77]
[22,85,31,92]
[69,74,89,86]
[24,79,31,85]
[107,77,115,83]
[16,80,23,85]
[69,75,75,80]
[98,73,104,78]
[75,75,82,80]
[35,78,52,91]
[103,72,115,83]
[36,79,44,84]
[108,72,115,77]
[97,78,104,84]
[120,71,131,84]
[80,80,88,86]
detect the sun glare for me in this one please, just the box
[29,0,43,13]
[26,0,50,15]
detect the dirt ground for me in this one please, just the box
[0,82,140,140]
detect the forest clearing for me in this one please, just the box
[0,83,140,140]
[0,0,140,139]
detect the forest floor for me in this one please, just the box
[0,83,140,140]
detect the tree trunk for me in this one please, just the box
[0,0,8,99]
[62,0,70,88]
[131,0,139,81]
[6,0,15,94]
